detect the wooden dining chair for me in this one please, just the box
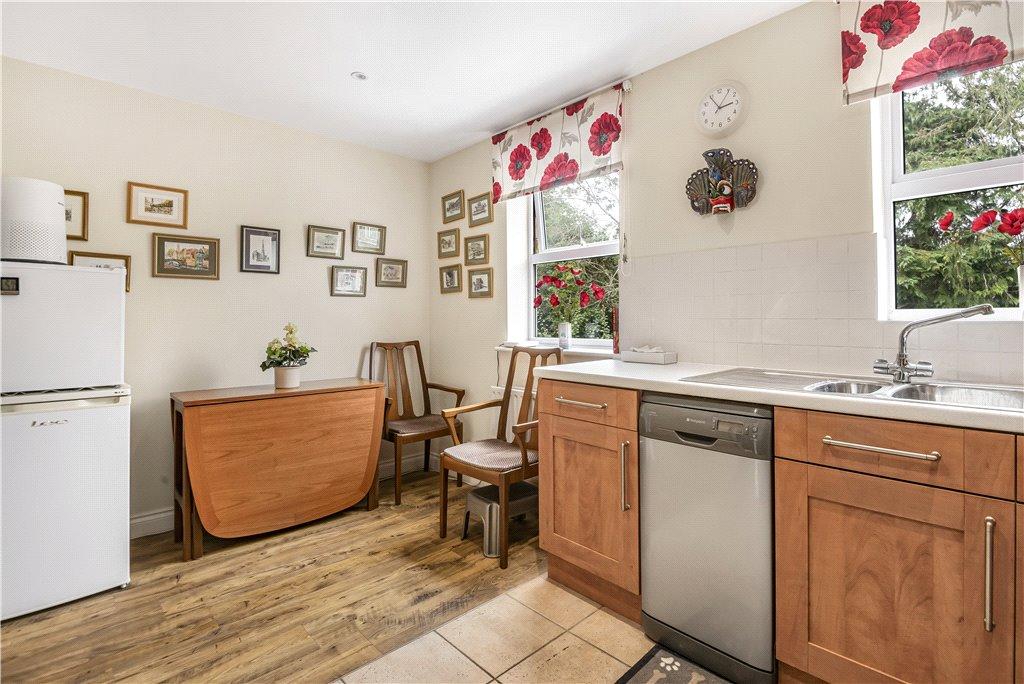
[438,345,562,568]
[371,340,466,505]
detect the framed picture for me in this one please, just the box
[439,264,462,294]
[467,192,493,228]
[467,267,494,299]
[351,222,387,255]
[240,225,280,274]
[127,182,188,229]
[307,225,345,259]
[152,233,219,280]
[68,251,132,292]
[64,190,89,241]
[464,234,489,266]
[441,189,465,224]
[376,258,407,288]
[331,265,367,297]
[437,228,460,259]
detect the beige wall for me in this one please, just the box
[424,1,1020,393]
[2,58,431,528]
[624,2,872,257]
[427,142,509,440]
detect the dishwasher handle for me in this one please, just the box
[674,431,719,448]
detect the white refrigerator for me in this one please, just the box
[1,262,131,620]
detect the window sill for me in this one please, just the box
[493,344,617,359]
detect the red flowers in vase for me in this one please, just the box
[533,262,610,328]
[952,206,1024,269]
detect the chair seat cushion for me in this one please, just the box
[444,439,538,473]
[387,413,456,437]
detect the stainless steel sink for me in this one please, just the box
[685,368,1023,412]
[804,380,888,395]
[888,383,1024,411]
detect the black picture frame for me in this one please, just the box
[240,225,280,274]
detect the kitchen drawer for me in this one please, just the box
[775,408,1016,499]
[538,379,638,430]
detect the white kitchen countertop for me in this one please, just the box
[533,360,1024,433]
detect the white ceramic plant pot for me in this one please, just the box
[557,321,572,350]
[274,366,301,389]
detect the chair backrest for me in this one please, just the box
[495,346,562,449]
[370,340,429,421]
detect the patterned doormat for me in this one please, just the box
[616,646,730,684]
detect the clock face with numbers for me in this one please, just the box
[697,82,748,138]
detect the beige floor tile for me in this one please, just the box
[437,595,564,676]
[570,608,655,665]
[507,575,598,629]
[344,631,490,684]
[497,633,628,683]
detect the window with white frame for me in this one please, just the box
[530,172,620,344]
[875,61,1023,317]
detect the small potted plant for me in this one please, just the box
[533,263,607,349]
[261,323,316,389]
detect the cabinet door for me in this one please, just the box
[776,459,1014,683]
[1017,504,1023,684]
[539,414,638,593]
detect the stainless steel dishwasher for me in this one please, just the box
[639,393,774,684]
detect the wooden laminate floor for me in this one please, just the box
[1,472,545,683]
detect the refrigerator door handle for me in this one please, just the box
[1,395,130,414]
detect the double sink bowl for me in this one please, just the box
[806,379,1024,411]
[685,367,1024,412]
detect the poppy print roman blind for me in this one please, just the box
[490,84,624,203]
[840,0,1023,104]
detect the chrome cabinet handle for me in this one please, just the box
[620,440,631,512]
[985,515,995,632]
[821,436,940,462]
[555,396,607,411]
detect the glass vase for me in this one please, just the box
[557,321,572,350]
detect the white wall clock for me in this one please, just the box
[696,81,749,138]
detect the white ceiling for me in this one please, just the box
[2,2,800,162]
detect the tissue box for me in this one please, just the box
[620,350,677,364]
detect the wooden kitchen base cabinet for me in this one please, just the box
[775,458,1015,683]
[538,380,640,616]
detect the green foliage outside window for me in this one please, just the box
[533,173,620,339]
[895,62,1022,309]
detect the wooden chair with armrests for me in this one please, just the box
[371,340,466,505]
[438,345,562,568]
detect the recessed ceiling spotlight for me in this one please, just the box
[350,71,367,81]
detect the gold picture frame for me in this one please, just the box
[467,267,494,299]
[127,182,188,229]
[307,225,346,259]
[467,191,493,228]
[437,228,460,259]
[375,258,408,288]
[64,190,89,241]
[439,264,462,294]
[464,234,489,266]
[68,250,131,292]
[152,233,219,280]
[441,189,465,224]
[351,221,387,255]
[331,265,368,297]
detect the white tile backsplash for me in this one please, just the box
[621,232,1024,385]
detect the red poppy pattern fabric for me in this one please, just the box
[841,30,867,83]
[839,0,1020,105]
[859,1,920,49]
[892,28,1008,91]
[490,85,624,202]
